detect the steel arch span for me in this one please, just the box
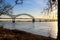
[0,13,35,23]
[16,13,34,19]
[16,13,35,22]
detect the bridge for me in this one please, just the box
[0,13,35,23]
[0,13,57,22]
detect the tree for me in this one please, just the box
[0,0,12,15]
[0,0,23,15]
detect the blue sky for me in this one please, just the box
[5,0,48,16]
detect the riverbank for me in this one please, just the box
[0,26,56,40]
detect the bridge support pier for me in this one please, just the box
[12,18,15,23]
[32,18,35,23]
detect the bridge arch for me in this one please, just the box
[16,13,34,18]
[0,14,17,23]
[0,14,13,18]
[0,13,35,23]
[16,13,35,22]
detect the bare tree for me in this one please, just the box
[48,0,56,11]
[0,0,23,15]
[0,0,13,15]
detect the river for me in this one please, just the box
[0,21,58,39]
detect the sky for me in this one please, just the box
[5,0,48,18]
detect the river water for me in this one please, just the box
[0,21,58,39]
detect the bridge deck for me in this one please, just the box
[0,18,57,22]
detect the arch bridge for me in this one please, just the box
[0,13,35,23]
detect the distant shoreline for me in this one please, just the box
[0,18,57,22]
